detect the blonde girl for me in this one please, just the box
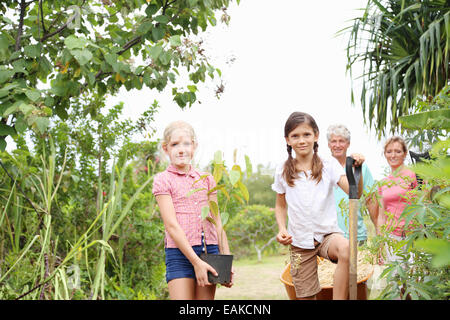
[152,120,233,300]
[272,112,364,300]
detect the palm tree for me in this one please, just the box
[343,0,450,137]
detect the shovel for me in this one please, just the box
[345,156,362,300]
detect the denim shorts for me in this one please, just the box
[165,240,219,283]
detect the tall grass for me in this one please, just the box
[0,140,154,299]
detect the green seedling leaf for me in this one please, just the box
[221,211,229,227]
[208,200,219,217]
[213,164,223,184]
[206,216,216,226]
[229,169,240,186]
[245,154,252,178]
[207,184,226,195]
[201,206,209,220]
[186,187,205,198]
[237,181,249,203]
[415,239,450,267]
[214,150,223,164]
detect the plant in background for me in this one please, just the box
[343,0,449,137]
[369,93,449,300]
[227,204,279,261]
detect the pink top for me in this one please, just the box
[152,164,219,248]
[378,168,417,237]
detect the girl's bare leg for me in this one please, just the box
[327,235,350,300]
[168,278,196,300]
[195,283,216,300]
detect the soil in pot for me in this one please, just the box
[280,249,374,300]
[200,253,233,284]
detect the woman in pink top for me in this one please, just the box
[376,136,417,263]
[152,121,233,300]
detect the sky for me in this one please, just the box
[109,0,394,180]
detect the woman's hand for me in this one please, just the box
[193,259,218,287]
[276,230,292,245]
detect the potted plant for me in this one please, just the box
[188,150,250,284]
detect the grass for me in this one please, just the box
[215,252,290,300]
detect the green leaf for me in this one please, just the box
[0,123,16,136]
[237,181,249,203]
[0,137,6,151]
[24,44,41,58]
[245,155,252,178]
[159,51,171,65]
[65,35,87,50]
[35,117,50,134]
[208,200,219,217]
[19,103,34,115]
[152,26,165,42]
[0,69,15,83]
[221,211,229,227]
[25,89,40,102]
[0,34,9,50]
[72,49,93,66]
[185,187,205,198]
[148,45,163,60]
[187,85,197,92]
[137,21,152,35]
[415,239,450,267]
[169,35,181,47]
[145,4,158,16]
[154,15,169,24]
[214,150,223,164]
[14,116,27,134]
[201,206,210,220]
[229,169,240,186]
[399,109,450,130]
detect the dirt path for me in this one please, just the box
[215,253,290,300]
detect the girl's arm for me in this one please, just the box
[274,193,292,245]
[155,194,218,287]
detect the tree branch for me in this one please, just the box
[40,0,86,42]
[15,0,27,51]
[39,0,47,34]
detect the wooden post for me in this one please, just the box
[349,199,358,300]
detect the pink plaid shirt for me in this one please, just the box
[152,164,219,248]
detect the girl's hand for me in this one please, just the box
[194,259,218,287]
[276,230,292,245]
[350,153,365,166]
[222,267,235,288]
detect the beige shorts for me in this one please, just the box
[290,233,340,298]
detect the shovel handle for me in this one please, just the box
[345,156,362,199]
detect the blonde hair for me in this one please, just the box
[384,136,407,154]
[161,120,197,148]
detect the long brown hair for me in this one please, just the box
[283,112,323,187]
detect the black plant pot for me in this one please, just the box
[200,253,233,284]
